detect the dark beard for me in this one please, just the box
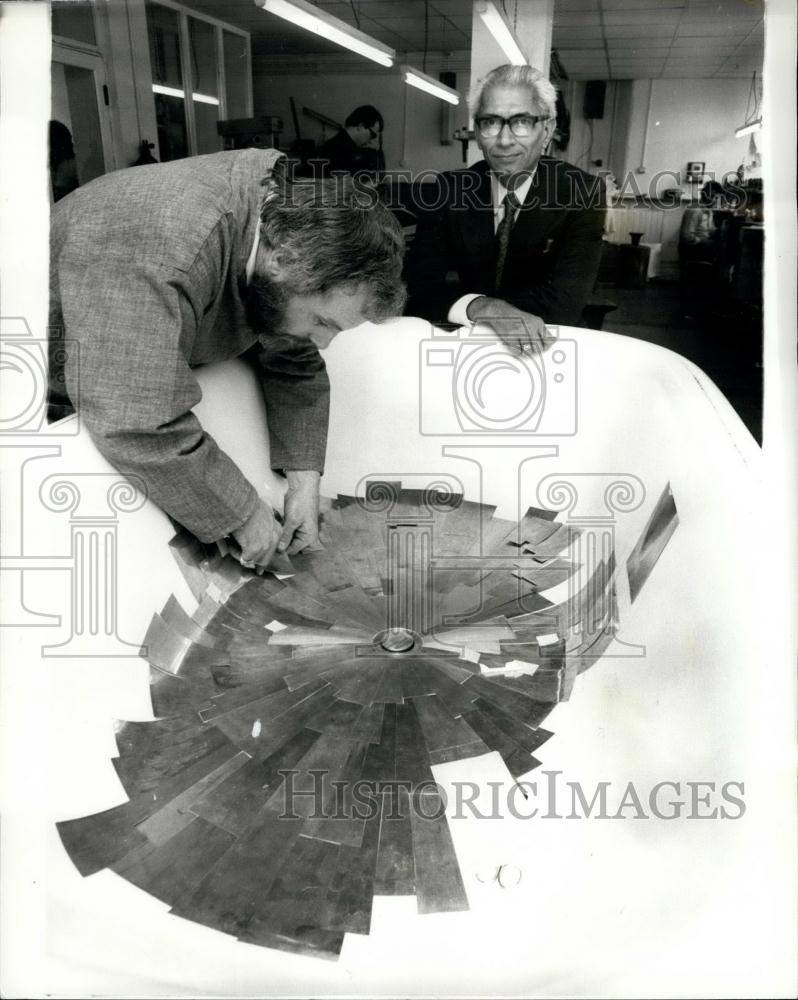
[243,271,292,345]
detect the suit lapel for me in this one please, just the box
[456,164,495,280]
[508,159,561,258]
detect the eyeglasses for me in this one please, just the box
[475,114,550,138]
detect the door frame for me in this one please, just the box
[51,38,116,176]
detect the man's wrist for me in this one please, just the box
[285,469,320,489]
[465,295,489,320]
[448,293,485,326]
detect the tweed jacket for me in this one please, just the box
[49,148,329,543]
[404,157,607,326]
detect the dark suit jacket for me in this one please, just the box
[49,149,329,543]
[404,157,607,326]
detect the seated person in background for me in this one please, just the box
[403,63,606,355]
[49,150,405,569]
[679,179,725,320]
[49,119,79,202]
[316,105,385,178]
[679,180,725,261]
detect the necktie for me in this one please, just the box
[494,189,521,292]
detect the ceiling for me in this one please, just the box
[179,0,765,78]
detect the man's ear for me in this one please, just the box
[257,245,285,281]
[542,117,557,153]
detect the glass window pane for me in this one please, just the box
[188,17,221,155]
[51,61,105,195]
[223,31,249,119]
[51,2,97,46]
[146,1,188,162]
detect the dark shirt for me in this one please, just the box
[315,129,383,178]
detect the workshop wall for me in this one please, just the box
[253,56,472,176]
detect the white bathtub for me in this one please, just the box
[3,319,794,998]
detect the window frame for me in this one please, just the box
[145,0,252,158]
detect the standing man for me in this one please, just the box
[404,64,606,353]
[315,105,385,178]
[49,148,405,568]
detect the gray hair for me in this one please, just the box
[469,64,558,120]
[256,163,406,321]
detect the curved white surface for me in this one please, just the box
[2,320,795,998]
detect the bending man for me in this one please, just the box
[49,149,405,568]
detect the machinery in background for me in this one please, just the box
[216,115,283,151]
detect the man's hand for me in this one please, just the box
[278,470,322,555]
[466,296,554,355]
[232,497,280,568]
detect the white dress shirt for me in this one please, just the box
[448,170,536,325]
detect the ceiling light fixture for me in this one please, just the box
[734,70,762,138]
[254,0,395,68]
[401,66,460,105]
[152,84,220,106]
[734,118,762,138]
[476,0,527,66]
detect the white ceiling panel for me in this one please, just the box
[603,23,680,37]
[611,58,668,65]
[600,0,685,8]
[322,1,408,14]
[669,41,745,52]
[607,37,672,46]
[553,12,603,26]
[676,21,761,36]
[560,54,609,62]
[425,0,475,13]
[556,39,607,50]
[555,24,612,39]
[177,0,764,79]
[717,55,762,69]
[554,0,600,10]
[608,43,675,53]
[562,57,610,65]
[662,59,726,69]
[602,10,683,25]
[681,4,762,20]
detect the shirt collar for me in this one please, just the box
[245,222,260,285]
[491,169,536,210]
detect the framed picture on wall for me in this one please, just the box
[686,160,706,183]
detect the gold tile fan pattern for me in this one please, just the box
[58,483,619,961]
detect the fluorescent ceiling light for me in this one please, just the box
[476,0,527,66]
[152,84,220,106]
[254,0,395,68]
[152,83,185,99]
[735,118,762,138]
[193,92,220,106]
[402,66,460,105]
